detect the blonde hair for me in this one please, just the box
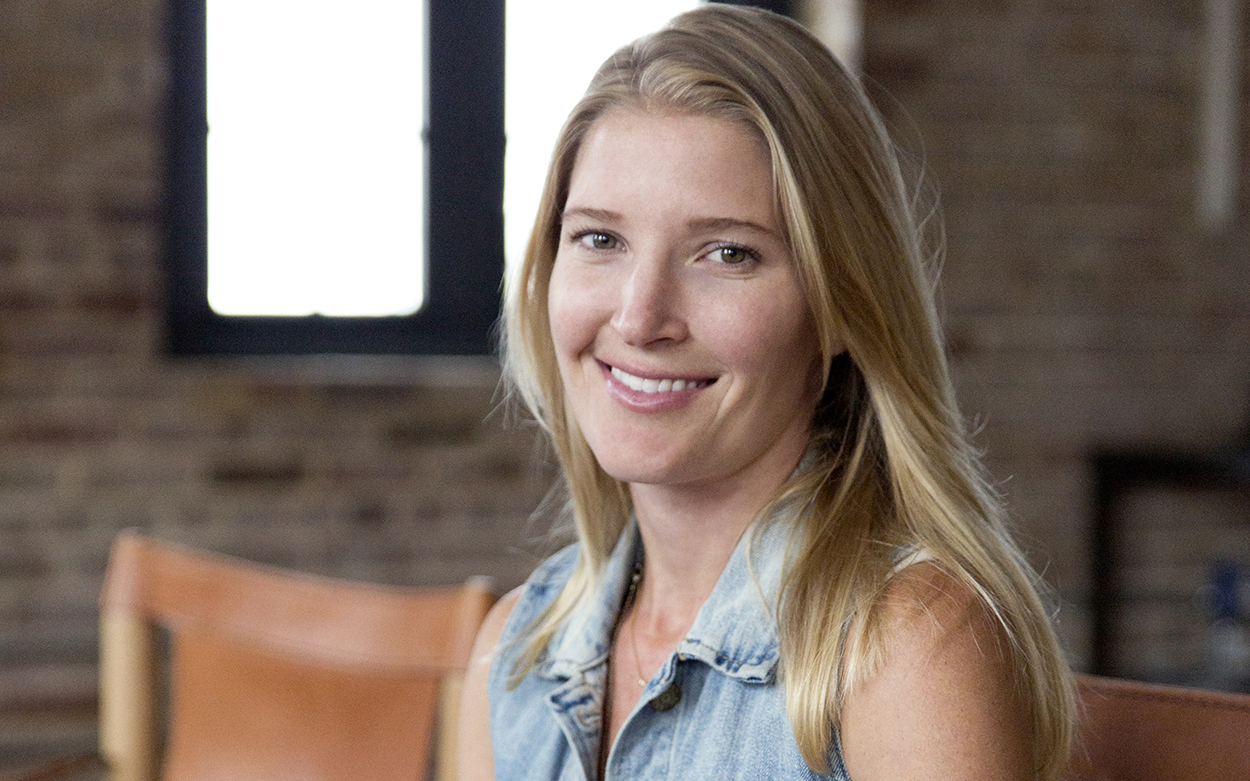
[503,5,1074,778]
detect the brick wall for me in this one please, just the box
[864,0,1250,672]
[2,0,1249,768]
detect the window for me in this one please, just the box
[206,1,426,318]
[164,0,504,355]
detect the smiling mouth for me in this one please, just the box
[608,365,715,394]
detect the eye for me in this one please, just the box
[577,232,618,251]
[708,244,755,265]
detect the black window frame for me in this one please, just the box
[162,0,505,356]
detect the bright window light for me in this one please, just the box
[504,0,701,278]
[207,1,425,317]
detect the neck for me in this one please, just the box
[627,444,802,639]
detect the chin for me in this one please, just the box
[594,458,662,486]
[590,449,687,487]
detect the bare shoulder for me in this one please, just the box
[457,585,526,781]
[877,561,1007,652]
[477,584,527,660]
[840,562,1032,781]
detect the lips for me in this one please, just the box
[607,364,714,394]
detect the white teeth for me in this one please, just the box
[610,366,704,394]
[610,366,644,391]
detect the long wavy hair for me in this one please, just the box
[502,5,1074,778]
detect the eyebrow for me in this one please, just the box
[561,206,621,223]
[686,216,780,239]
[561,208,780,240]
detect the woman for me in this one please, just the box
[460,6,1075,780]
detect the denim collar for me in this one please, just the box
[539,512,791,685]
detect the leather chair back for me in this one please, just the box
[1070,674,1250,780]
[98,532,495,781]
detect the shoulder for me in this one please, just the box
[516,543,581,600]
[478,584,528,663]
[475,543,582,663]
[457,584,523,781]
[839,562,1033,781]
[457,545,580,781]
[878,560,1002,646]
[495,543,580,642]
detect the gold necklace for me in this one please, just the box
[621,561,683,712]
[628,606,648,688]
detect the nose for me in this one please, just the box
[609,255,687,346]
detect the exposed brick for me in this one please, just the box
[862,51,933,85]
[324,461,413,483]
[0,291,53,311]
[321,385,420,406]
[387,419,481,447]
[353,501,388,527]
[72,290,153,315]
[0,551,49,581]
[90,196,157,225]
[209,460,306,488]
[2,423,117,446]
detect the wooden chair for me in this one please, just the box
[98,531,496,781]
[1070,673,1250,780]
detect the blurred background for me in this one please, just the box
[1,0,1248,771]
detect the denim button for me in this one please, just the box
[649,682,681,711]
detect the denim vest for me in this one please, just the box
[488,518,849,781]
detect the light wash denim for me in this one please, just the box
[488,517,848,780]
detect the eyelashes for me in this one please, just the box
[567,230,762,268]
[574,231,619,251]
[704,243,759,266]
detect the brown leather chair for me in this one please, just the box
[97,531,496,781]
[1069,673,1250,780]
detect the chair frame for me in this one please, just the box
[98,532,495,781]
[1071,673,1250,780]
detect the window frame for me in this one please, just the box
[162,0,505,356]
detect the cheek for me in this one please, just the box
[546,258,596,364]
[731,296,823,403]
[713,287,814,367]
[787,315,824,392]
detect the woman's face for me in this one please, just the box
[547,109,823,491]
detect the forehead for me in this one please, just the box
[564,109,777,222]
